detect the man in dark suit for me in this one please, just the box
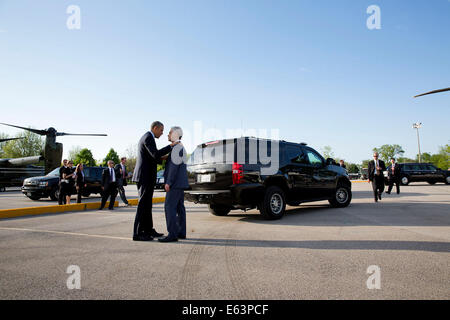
[386,157,401,194]
[58,159,68,205]
[132,121,178,241]
[100,160,119,210]
[159,127,189,243]
[115,157,130,206]
[368,152,386,202]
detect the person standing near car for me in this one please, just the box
[115,157,130,206]
[368,152,386,202]
[75,163,87,203]
[386,158,401,194]
[62,160,75,205]
[159,126,189,243]
[132,121,178,242]
[58,159,68,205]
[100,160,119,210]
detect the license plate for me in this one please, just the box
[197,174,213,183]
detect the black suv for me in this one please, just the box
[185,137,352,220]
[22,166,104,201]
[389,163,450,186]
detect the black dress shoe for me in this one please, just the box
[378,194,382,200]
[150,229,164,237]
[158,236,178,243]
[133,234,154,241]
[178,235,186,239]
[108,208,114,210]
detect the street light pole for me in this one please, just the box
[412,122,422,163]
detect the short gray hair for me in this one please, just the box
[151,121,164,129]
[170,126,183,139]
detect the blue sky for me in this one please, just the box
[0,0,449,163]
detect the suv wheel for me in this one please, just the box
[259,186,286,220]
[50,187,59,201]
[208,204,231,216]
[446,176,450,185]
[329,184,352,208]
[401,176,409,186]
[428,181,436,185]
[27,194,41,201]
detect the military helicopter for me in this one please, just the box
[0,123,107,190]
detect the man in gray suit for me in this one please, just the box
[159,126,189,243]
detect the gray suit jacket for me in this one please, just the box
[163,145,189,189]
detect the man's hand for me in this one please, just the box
[161,155,168,161]
[170,141,180,147]
[164,184,170,192]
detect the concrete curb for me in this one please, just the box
[0,197,165,219]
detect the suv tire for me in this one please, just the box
[401,176,410,186]
[27,194,41,201]
[50,187,59,201]
[259,186,286,220]
[329,183,352,208]
[208,204,231,216]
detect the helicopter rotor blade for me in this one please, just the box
[414,87,450,98]
[56,132,108,137]
[0,137,24,143]
[0,123,48,135]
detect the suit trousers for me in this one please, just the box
[133,182,155,236]
[58,182,66,205]
[117,180,129,204]
[371,175,385,200]
[387,177,400,194]
[76,185,84,203]
[100,182,118,209]
[164,188,186,239]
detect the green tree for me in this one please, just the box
[397,157,415,163]
[347,163,360,174]
[321,145,335,159]
[0,132,10,157]
[1,130,44,158]
[68,146,82,162]
[101,148,120,167]
[73,148,97,167]
[372,144,405,163]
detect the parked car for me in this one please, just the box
[22,166,104,201]
[386,163,450,186]
[155,170,165,189]
[184,137,352,220]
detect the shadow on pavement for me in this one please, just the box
[228,201,450,227]
[180,238,450,253]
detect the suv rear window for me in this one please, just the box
[188,139,276,165]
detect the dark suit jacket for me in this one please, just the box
[368,159,386,181]
[102,167,120,189]
[164,145,189,190]
[132,131,172,185]
[387,163,401,179]
[115,163,128,186]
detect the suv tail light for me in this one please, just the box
[232,162,244,184]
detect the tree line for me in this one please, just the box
[1,131,448,172]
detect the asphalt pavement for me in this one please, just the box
[0,182,449,299]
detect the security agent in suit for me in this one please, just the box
[386,157,401,194]
[115,157,130,206]
[368,152,386,202]
[58,159,68,205]
[132,121,179,242]
[159,127,189,243]
[100,160,120,210]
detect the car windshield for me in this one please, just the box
[47,168,60,176]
